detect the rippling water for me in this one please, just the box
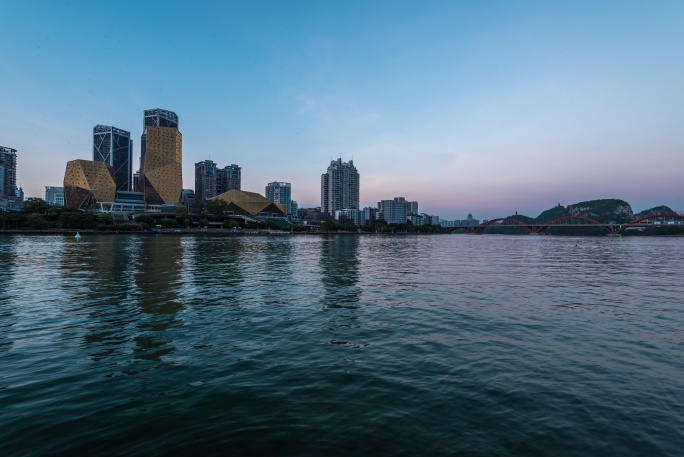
[1,233,683,456]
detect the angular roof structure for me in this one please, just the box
[211,189,287,216]
[63,159,116,209]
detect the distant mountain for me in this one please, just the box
[481,199,677,235]
[524,199,633,224]
[563,199,633,224]
[634,205,676,219]
[535,204,566,222]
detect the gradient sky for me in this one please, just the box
[1,0,682,220]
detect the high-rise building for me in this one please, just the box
[334,208,362,226]
[144,108,179,129]
[378,197,407,224]
[0,146,17,199]
[195,161,240,202]
[217,164,241,193]
[265,181,292,215]
[45,186,65,206]
[362,206,378,225]
[93,125,133,193]
[139,109,182,205]
[321,158,359,215]
[377,197,419,224]
[408,201,419,215]
[195,160,218,201]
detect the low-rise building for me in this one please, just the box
[45,186,65,206]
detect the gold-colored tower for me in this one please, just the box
[139,126,182,205]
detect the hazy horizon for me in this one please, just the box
[1,0,682,220]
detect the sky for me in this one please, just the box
[1,0,682,220]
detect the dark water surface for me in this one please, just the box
[1,234,683,456]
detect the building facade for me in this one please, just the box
[139,109,182,205]
[195,160,218,201]
[181,189,195,211]
[93,125,133,193]
[321,158,359,215]
[377,197,418,225]
[195,161,241,202]
[217,164,241,193]
[63,160,117,209]
[0,146,17,199]
[362,206,378,225]
[45,186,65,206]
[265,181,292,215]
[144,108,179,129]
[335,208,362,226]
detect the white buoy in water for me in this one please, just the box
[75,232,81,242]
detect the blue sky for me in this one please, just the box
[1,0,682,219]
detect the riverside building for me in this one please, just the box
[195,161,241,202]
[0,146,22,210]
[0,146,17,199]
[63,160,116,209]
[217,164,241,193]
[321,158,359,216]
[265,181,294,215]
[139,109,182,205]
[45,186,65,206]
[93,125,133,193]
[377,197,419,225]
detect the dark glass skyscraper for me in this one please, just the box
[93,125,133,192]
[144,109,179,129]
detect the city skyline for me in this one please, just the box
[1,1,682,219]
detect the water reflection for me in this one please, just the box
[132,235,184,361]
[0,236,17,354]
[186,237,246,307]
[59,235,139,361]
[319,235,361,309]
[257,238,294,306]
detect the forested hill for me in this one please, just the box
[634,205,676,219]
[511,199,676,224]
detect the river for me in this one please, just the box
[1,233,683,456]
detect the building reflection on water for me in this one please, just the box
[132,235,184,361]
[256,238,294,306]
[183,236,250,311]
[0,236,17,354]
[319,235,361,309]
[57,235,184,363]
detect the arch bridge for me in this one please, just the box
[447,214,684,234]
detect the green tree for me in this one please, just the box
[22,198,51,214]
[59,210,97,229]
[223,219,239,229]
[194,201,207,217]
[161,217,179,228]
[322,220,338,232]
[135,214,155,226]
[27,213,49,229]
[175,206,190,227]
[97,213,114,226]
[205,199,228,216]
